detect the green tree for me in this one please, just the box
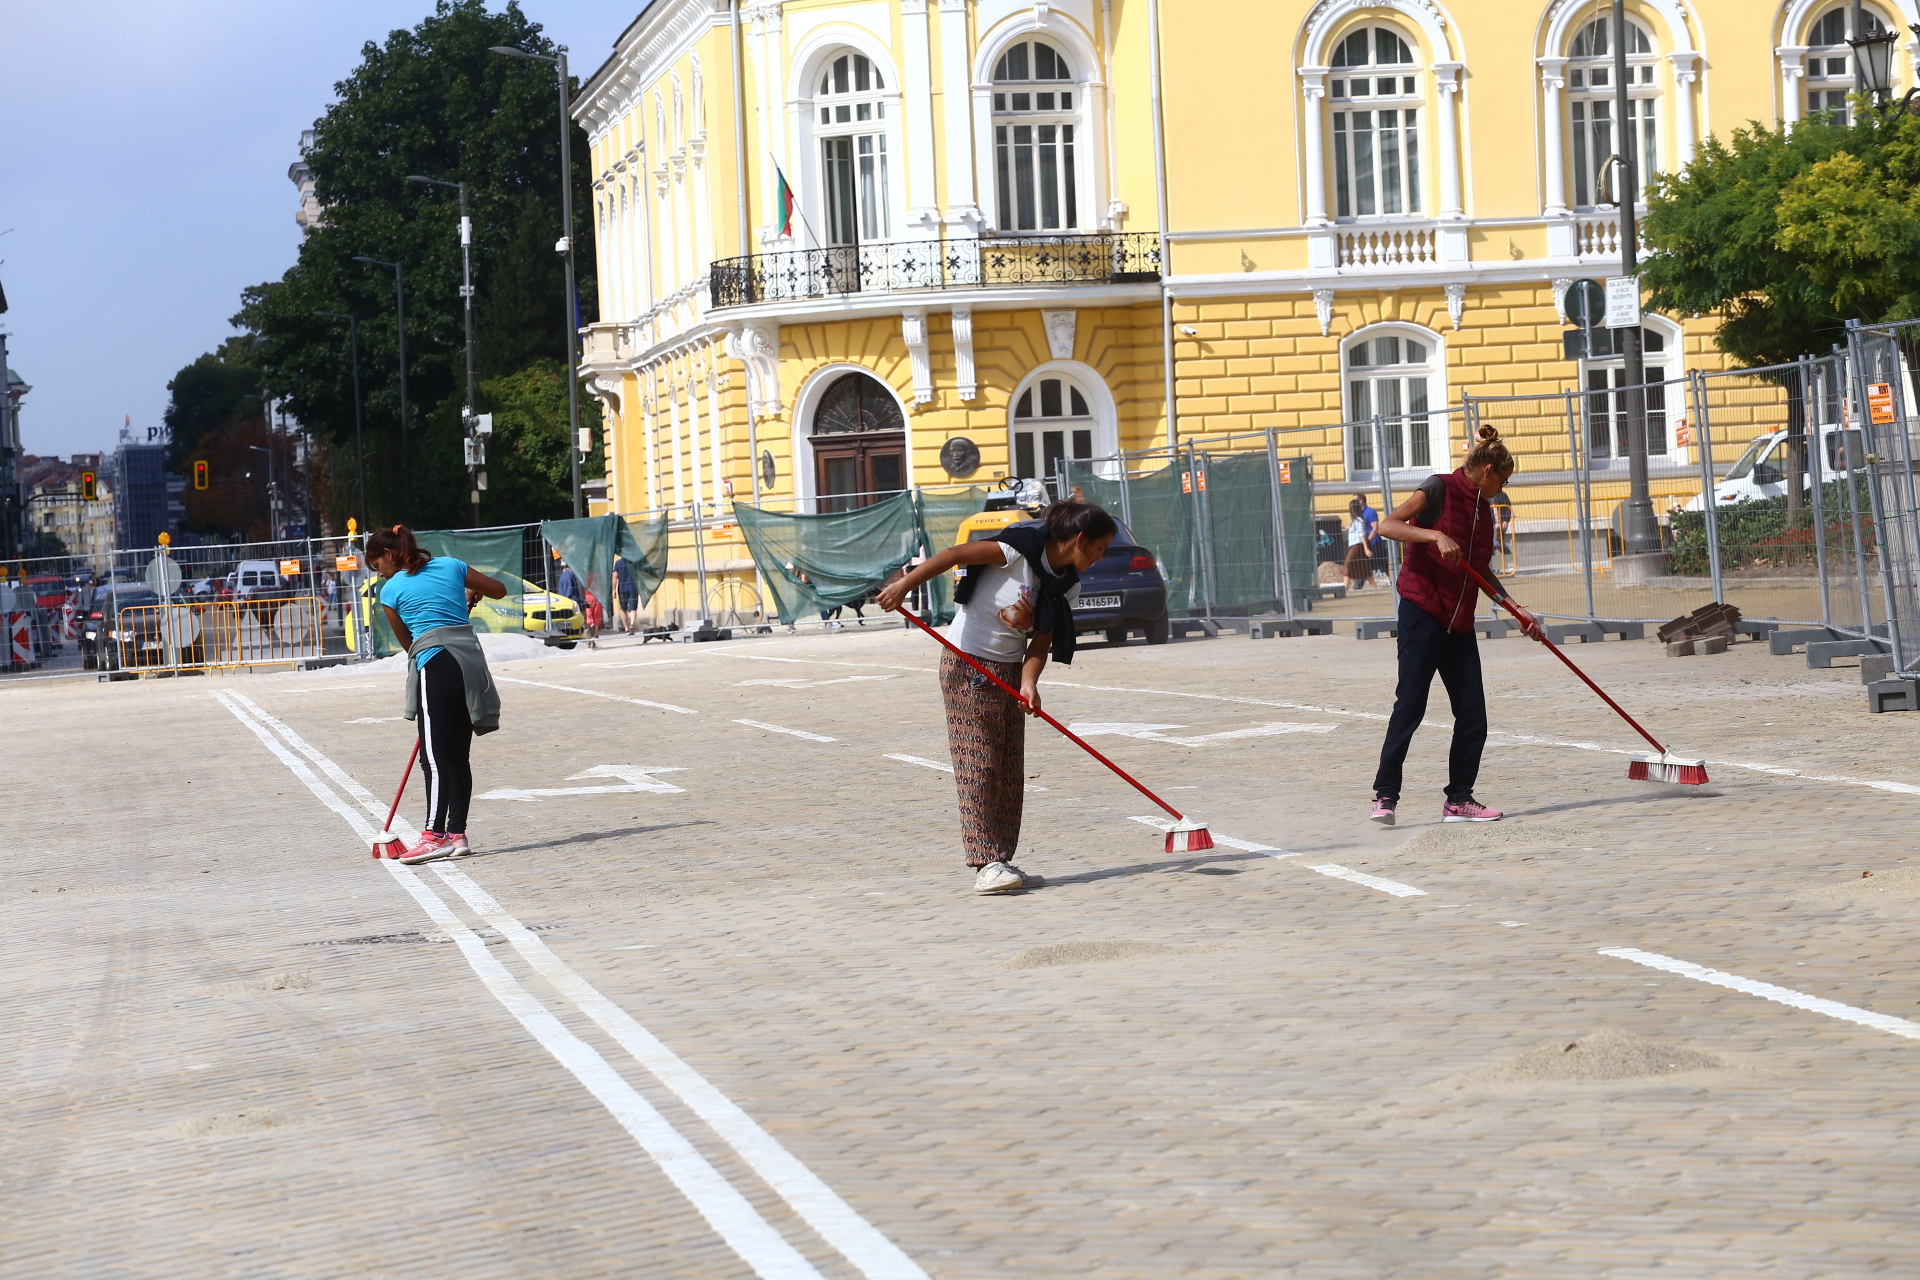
[162,337,262,468]
[233,0,597,532]
[410,358,602,528]
[1774,114,1920,328]
[164,340,274,539]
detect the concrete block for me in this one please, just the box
[1666,639,1696,657]
[1861,653,1897,684]
[1596,620,1646,641]
[1357,619,1399,640]
[1545,622,1605,645]
[1472,619,1512,639]
[1170,619,1218,640]
[1770,627,1836,655]
[1807,638,1890,668]
[1868,677,1920,713]
[1735,619,1780,641]
[1698,635,1729,655]
[1249,617,1332,639]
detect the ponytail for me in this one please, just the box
[366,524,430,574]
[1466,425,1516,476]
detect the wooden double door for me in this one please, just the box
[814,434,905,514]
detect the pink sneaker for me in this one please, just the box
[1370,796,1396,826]
[1442,799,1503,823]
[399,831,455,864]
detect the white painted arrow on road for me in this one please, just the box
[1068,721,1338,746]
[479,764,687,802]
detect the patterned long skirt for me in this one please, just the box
[939,648,1026,866]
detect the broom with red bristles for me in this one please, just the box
[1460,563,1708,785]
[897,608,1214,852]
[370,740,421,859]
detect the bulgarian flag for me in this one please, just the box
[774,165,796,237]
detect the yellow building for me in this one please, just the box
[573,0,1917,619]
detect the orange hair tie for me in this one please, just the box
[392,524,404,534]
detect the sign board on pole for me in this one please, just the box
[1604,276,1642,329]
[1868,382,1897,425]
[143,553,182,598]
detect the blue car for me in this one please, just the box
[1071,521,1169,646]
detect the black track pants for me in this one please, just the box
[1371,597,1488,804]
[417,649,474,834]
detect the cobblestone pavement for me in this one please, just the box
[7,621,1920,1278]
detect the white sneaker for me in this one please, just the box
[973,861,1026,894]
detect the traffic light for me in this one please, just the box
[80,471,96,500]
[193,460,209,490]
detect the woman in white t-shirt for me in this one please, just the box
[877,501,1116,894]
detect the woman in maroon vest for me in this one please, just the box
[1369,427,1542,827]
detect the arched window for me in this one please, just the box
[1344,329,1439,474]
[1805,5,1890,124]
[810,372,905,510]
[993,39,1080,232]
[1567,17,1659,209]
[815,52,890,245]
[1329,26,1422,218]
[1581,326,1673,463]
[1011,373,1097,480]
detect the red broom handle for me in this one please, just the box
[897,607,1187,821]
[384,739,421,831]
[1458,562,1668,756]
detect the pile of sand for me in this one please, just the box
[1800,863,1920,907]
[1007,940,1221,969]
[1391,821,1606,863]
[1449,1029,1722,1088]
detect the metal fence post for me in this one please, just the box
[1116,449,1134,530]
[1563,392,1596,621]
[1863,324,1920,670]
[1846,322,1904,655]
[1266,427,1296,620]
[1687,371,1724,607]
[1802,356,1832,628]
[1188,442,1217,618]
[1371,414,1400,596]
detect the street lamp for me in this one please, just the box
[1609,0,1660,560]
[407,174,481,523]
[352,255,410,519]
[313,310,368,529]
[490,42,585,518]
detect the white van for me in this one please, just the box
[1684,422,1864,511]
[228,559,287,600]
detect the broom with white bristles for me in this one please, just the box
[1461,563,1708,786]
[898,608,1214,852]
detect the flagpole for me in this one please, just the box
[771,154,824,249]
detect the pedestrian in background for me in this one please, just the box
[874,500,1116,895]
[1367,428,1543,829]
[556,559,585,615]
[1345,493,1379,590]
[366,524,507,864]
[583,588,604,649]
[613,554,638,633]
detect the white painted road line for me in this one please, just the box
[436,867,932,1280]
[1127,814,1300,859]
[1071,720,1338,745]
[1305,863,1428,898]
[479,764,688,802]
[498,675,698,715]
[734,719,837,743]
[885,753,951,773]
[217,694,924,1278]
[1598,948,1920,1042]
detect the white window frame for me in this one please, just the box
[1005,361,1120,482]
[971,20,1109,239]
[1577,316,1684,467]
[814,50,894,245]
[1341,324,1446,482]
[1327,24,1425,220]
[1801,3,1895,124]
[990,37,1084,233]
[786,35,907,253]
[1566,15,1660,211]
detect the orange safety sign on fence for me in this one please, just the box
[335,554,360,572]
[278,558,301,577]
[1868,382,1897,425]
[1277,460,1292,484]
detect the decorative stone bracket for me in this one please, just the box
[725,319,782,418]
[1043,309,1076,360]
[952,308,977,400]
[902,310,934,404]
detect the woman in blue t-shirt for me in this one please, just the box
[366,524,507,863]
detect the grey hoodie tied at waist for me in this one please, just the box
[403,624,501,734]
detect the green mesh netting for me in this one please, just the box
[734,492,926,625]
[541,513,671,614]
[1067,452,1316,617]
[915,487,988,624]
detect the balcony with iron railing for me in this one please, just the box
[709,231,1161,308]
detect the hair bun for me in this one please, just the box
[392,524,404,534]
[1476,425,1501,443]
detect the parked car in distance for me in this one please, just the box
[474,590,584,640]
[229,559,293,602]
[1683,422,1864,511]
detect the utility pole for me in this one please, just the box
[1613,0,1660,557]
[490,42,585,517]
[406,175,479,523]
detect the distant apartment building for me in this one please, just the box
[112,427,184,550]
[290,129,322,233]
[21,454,115,565]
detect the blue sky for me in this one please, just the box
[0,0,645,458]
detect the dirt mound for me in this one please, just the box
[1008,940,1218,969]
[1391,822,1606,863]
[1450,1029,1722,1088]
[1801,864,1920,907]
